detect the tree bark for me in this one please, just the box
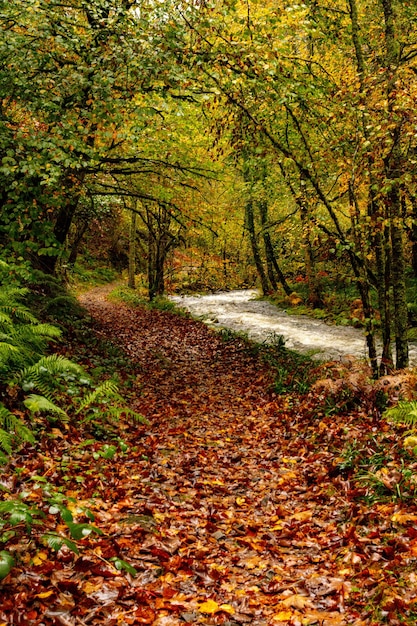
[259,198,292,296]
[245,198,270,295]
[128,210,137,289]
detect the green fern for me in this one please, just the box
[0,428,13,455]
[384,401,417,427]
[17,355,85,398]
[0,404,34,456]
[106,405,149,424]
[75,379,120,414]
[23,395,68,419]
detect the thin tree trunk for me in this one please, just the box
[68,221,89,265]
[245,199,270,295]
[259,199,292,296]
[128,210,137,289]
[390,201,409,368]
[381,0,408,368]
[348,0,393,375]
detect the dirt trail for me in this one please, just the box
[75,286,362,626]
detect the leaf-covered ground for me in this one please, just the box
[2,286,417,625]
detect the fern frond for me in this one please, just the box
[106,405,149,424]
[76,380,120,414]
[24,395,68,419]
[384,401,417,426]
[0,342,20,361]
[19,355,84,383]
[0,286,29,302]
[0,428,13,454]
[15,355,84,399]
[0,312,13,327]
[0,404,35,455]
[15,324,62,340]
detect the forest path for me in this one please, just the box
[75,285,364,626]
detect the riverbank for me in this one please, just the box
[170,290,417,366]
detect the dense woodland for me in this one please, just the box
[3,1,417,624]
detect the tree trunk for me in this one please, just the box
[68,221,89,265]
[390,203,409,368]
[259,199,292,296]
[408,195,417,278]
[128,210,137,289]
[245,198,270,295]
[381,0,408,369]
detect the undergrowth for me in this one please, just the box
[218,327,317,394]
[108,284,188,315]
[0,265,147,579]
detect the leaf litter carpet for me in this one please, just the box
[2,285,417,625]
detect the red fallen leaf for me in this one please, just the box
[74,558,96,572]
[150,547,172,561]
[56,580,80,594]
[25,611,38,620]
[90,564,118,577]
[133,607,156,623]
[162,586,177,599]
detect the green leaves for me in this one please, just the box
[0,551,15,580]
[109,557,137,577]
[23,394,68,418]
[65,521,103,541]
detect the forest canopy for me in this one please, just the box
[1,0,417,373]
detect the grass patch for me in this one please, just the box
[67,256,119,292]
[108,285,188,316]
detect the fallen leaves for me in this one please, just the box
[1,286,417,624]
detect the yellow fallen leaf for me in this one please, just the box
[51,428,65,438]
[32,551,48,566]
[282,594,311,609]
[198,599,220,614]
[392,512,417,524]
[210,563,227,572]
[281,470,297,479]
[244,555,267,569]
[219,604,235,614]
[36,590,54,599]
[338,568,351,576]
[236,496,246,505]
[82,581,102,594]
[291,510,313,522]
[272,610,293,621]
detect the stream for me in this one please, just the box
[170,289,417,365]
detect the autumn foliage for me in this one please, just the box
[1,286,417,625]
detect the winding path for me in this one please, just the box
[75,284,364,625]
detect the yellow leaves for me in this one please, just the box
[32,551,48,566]
[404,435,417,450]
[36,590,54,599]
[281,594,311,610]
[198,599,235,615]
[82,580,103,594]
[198,599,221,614]
[241,554,268,570]
[235,496,246,505]
[219,604,235,615]
[391,511,417,524]
[272,610,293,622]
[290,510,313,523]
